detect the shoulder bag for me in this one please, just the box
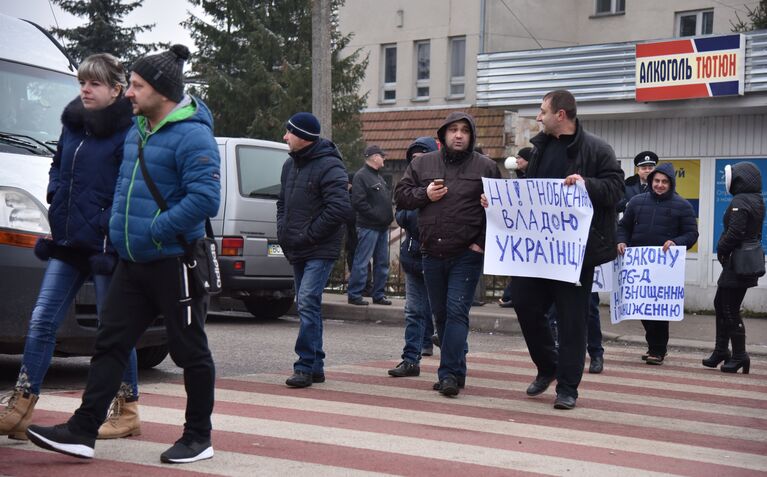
[731,239,766,278]
[137,143,222,296]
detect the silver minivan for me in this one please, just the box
[212,138,295,319]
[0,13,168,367]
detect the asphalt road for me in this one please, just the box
[0,311,520,393]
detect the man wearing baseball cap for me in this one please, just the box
[348,144,394,306]
[617,150,659,213]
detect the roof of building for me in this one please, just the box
[361,107,506,161]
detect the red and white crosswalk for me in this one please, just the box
[2,345,766,476]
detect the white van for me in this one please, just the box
[0,13,168,367]
[212,138,295,319]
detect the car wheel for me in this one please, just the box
[243,297,294,320]
[136,344,169,369]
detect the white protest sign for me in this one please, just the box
[610,246,687,324]
[482,178,594,284]
[592,262,613,292]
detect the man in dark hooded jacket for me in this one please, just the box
[617,162,698,365]
[388,136,438,378]
[395,112,501,397]
[277,112,352,389]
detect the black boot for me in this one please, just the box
[702,318,731,368]
[721,322,749,374]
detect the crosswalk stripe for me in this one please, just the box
[3,344,765,475]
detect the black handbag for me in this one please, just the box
[137,144,222,296]
[730,239,766,278]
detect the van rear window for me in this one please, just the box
[236,145,289,199]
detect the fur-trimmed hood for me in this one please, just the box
[61,95,134,138]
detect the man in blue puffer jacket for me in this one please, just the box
[617,162,698,365]
[27,45,220,465]
[278,112,352,389]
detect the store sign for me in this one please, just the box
[635,34,745,102]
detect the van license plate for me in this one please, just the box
[268,244,284,256]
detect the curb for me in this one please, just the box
[319,295,767,358]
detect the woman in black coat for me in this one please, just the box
[703,162,765,373]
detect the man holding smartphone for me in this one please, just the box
[395,112,501,397]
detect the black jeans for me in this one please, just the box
[640,320,669,356]
[69,257,215,440]
[714,287,747,328]
[511,265,594,399]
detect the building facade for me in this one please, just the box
[338,1,766,311]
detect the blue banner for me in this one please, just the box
[713,158,767,253]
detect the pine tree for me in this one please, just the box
[184,0,368,168]
[732,0,767,32]
[51,0,160,66]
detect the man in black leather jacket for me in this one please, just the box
[512,90,624,410]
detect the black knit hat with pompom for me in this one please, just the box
[131,44,190,102]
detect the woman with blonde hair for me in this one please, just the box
[0,53,141,439]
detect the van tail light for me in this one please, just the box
[221,237,244,256]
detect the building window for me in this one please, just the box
[676,10,714,37]
[381,44,397,102]
[595,0,625,15]
[414,41,430,99]
[449,36,465,98]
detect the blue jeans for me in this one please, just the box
[401,270,431,363]
[293,259,335,374]
[587,293,604,358]
[17,258,138,396]
[348,227,389,301]
[422,311,435,350]
[422,249,483,381]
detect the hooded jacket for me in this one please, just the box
[617,162,699,249]
[277,138,352,264]
[527,119,624,267]
[47,96,133,261]
[110,96,221,263]
[397,136,439,275]
[394,112,501,258]
[717,161,765,288]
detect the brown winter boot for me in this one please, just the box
[97,396,141,439]
[0,389,39,440]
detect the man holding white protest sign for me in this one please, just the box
[617,162,698,365]
[483,90,623,410]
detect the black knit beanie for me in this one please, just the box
[131,44,190,102]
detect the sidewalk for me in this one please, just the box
[319,292,767,357]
